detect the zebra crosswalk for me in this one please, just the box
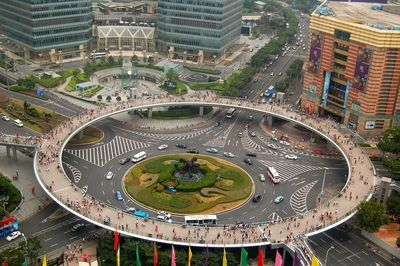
[259,160,324,183]
[63,162,82,184]
[64,135,150,167]
[241,133,266,152]
[267,212,282,222]
[290,181,318,214]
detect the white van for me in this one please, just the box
[131,151,146,163]
[14,119,23,127]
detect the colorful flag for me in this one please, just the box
[293,251,302,266]
[22,258,27,266]
[114,229,119,251]
[240,247,248,266]
[2,261,8,266]
[42,255,47,266]
[311,255,320,266]
[275,250,282,266]
[257,247,264,266]
[117,245,120,266]
[222,248,227,266]
[136,244,141,266]
[205,246,209,266]
[188,246,193,266]
[171,245,176,266]
[153,243,158,266]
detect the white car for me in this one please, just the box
[259,174,266,182]
[157,215,172,223]
[6,231,21,241]
[157,211,171,218]
[158,144,168,150]
[267,143,279,150]
[285,154,298,160]
[279,140,290,146]
[1,115,10,121]
[223,152,235,158]
[126,207,136,213]
[106,171,114,180]
[270,72,274,76]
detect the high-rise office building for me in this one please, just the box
[302,0,400,137]
[0,0,93,62]
[157,0,243,64]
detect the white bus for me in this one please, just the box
[131,151,146,163]
[267,166,280,184]
[184,215,217,225]
[90,52,107,59]
[226,108,236,119]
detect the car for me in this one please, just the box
[270,136,279,142]
[215,121,221,127]
[1,115,10,121]
[134,210,150,218]
[6,231,21,241]
[261,98,267,104]
[270,72,274,76]
[157,215,172,223]
[267,143,278,150]
[253,78,258,83]
[126,207,136,213]
[246,152,257,157]
[176,143,187,149]
[106,171,114,180]
[14,119,23,127]
[158,144,168,150]
[279,72,282,76]
[157,211,171,218]
[187,148,199,154]
[116,191,123,201]
[206,148,218,153]
[248,115,254,121]
[326,150,339,156]
[250,131,256,137]
[245,123,251,129]
[238,132,243,138]
[285,154,298,160]
[252,194,262,203]
[259,174,266,182]
[71,223,85,232]
[272,93,277,99]
[244,158,253,165]
[119,158,130,165]
[274,196,284,204]
[279,140,290,146]
[313,149,324,155]
[223,152,235,158]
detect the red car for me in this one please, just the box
[313,150,324,155]
[326,150,339,156]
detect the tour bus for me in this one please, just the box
[226,108,236,119]
[131,151,146,163]
[134,210,149,219]
[184,215,217,226]
[267,166,280,184]
[89,52,107,59]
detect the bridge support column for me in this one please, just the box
[79,130,84,139]
[12,146,17,160]
[148,108,153,118]
[265,115,273,127]
[6,146,11,157]
[282,248,287,264]
[199,106,204,117]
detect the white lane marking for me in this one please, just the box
[50,243,58,248]
[69,236,78,240]
[44,238,52,242]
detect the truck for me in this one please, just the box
[265,86,276,98]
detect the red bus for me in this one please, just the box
[267,166,280,184]
[0,216,19,237]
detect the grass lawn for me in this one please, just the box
[66,72,90,92]
[79,86,103,98]
[69,126,104,145]
[160,81,188,95]
[187,81,224,91]
[183,66,221,75]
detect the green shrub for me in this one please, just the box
[383,157,400,172]
[9,85,30,92]
[359,143,371,148]
[183,66,221,75]
[144,160,165,174]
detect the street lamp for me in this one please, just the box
[324,246,334,266]
[21,233,28,265]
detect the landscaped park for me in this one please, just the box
[123,154,253,214]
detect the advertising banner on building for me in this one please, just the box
[308,33,323,74]
[365,121,375,129]
[354,47,372,91]
[322,71,331,106]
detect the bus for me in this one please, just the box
[184,215,217,226]
[265,86,276,98]
[226,108,236,119]
[0,216,19,237]
[267,166,280,184]
[134,210,149,219]
[131,151,146,163]
[90,52,107,59]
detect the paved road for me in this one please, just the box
[62,108,347,225]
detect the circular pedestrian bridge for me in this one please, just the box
[33,95,376,247]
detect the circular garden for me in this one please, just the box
[123,154,253,214]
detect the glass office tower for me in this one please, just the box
[0,0,92,62]
[157,0,243,62]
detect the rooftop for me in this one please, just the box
[316,1,400,29]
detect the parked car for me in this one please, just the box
[246,152,257,157]
[259,174,266,182]
[206,148,218,153]
[223,152,235,158]
[116,191,123,201]
[158,144,168,150]
[71,223,85,232]
[6,231,21,241]
[187,148,199,154]
[252,194,262,203]
[285,154,298,160]
[119,158,130,165]
[176,143,187,149]
[106,171,114,180]
[274,195,284,204]
[244,158,253,165]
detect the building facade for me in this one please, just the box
[157,0,243,63]
[0,0,93,62]
[302,1,400,137]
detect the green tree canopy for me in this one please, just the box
[355,200,389,232]
[386,191,400,221]
[378,126,400,155]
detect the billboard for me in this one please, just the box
[353,47,372,91]
[308,33,323,74]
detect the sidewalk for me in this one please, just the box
[0,147,49,222]
[47,240,98,266]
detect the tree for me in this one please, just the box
[20,236,41,263]
[378,127,400,155]
[397,237,400,247]
[131,54,139,65]
[106,95,112,102]
[97,95,103,101]
[116,96,121,102]
[107,55,115,66]
[166,69,177,82]
[147,56,154,65]
[117,56,123,66]
[386,191,400,221]
[355,200,389,232]
[23,101,30,114]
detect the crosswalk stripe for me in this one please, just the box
[290,181,318,214]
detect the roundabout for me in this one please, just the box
[33,94,376,247]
